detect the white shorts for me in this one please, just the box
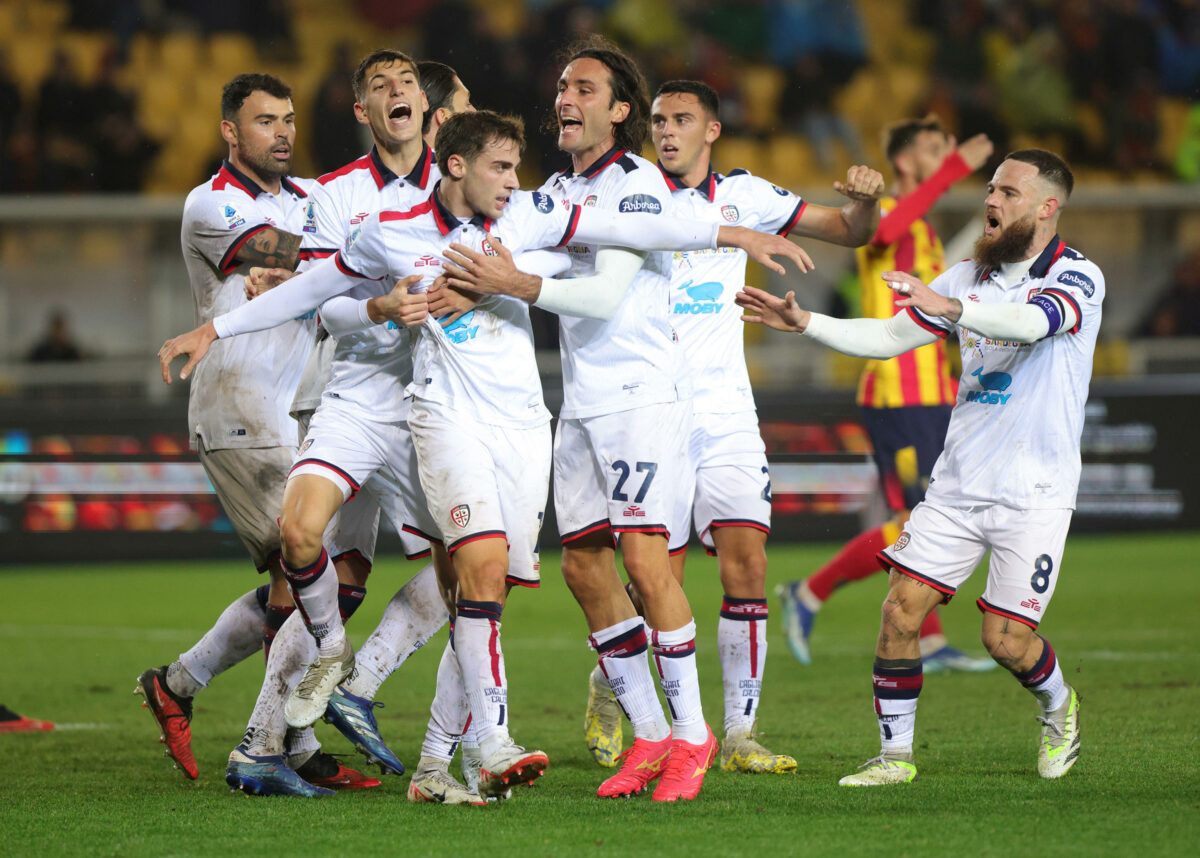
[554,400,690,545]
[197,443,293,571]
[878,500,1073,629]
[668,409,771,555]
[295,405,387,566]
[289,399,430,560]
[408,399,550,587]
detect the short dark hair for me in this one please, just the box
[221,73,291,122]
[1005,148,1074,200]
[418,60,462,135]
[883,115,946,167]
[352,49,418,102]
[559,36,650,154]
[654,80,720,120]
[434,110,525,175]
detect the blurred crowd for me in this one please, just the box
[0,0,1197,193]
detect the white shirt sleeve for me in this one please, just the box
[532,247,645,320]
[317,294,375,337]
[955,301,1056,343]
[213,256,357,338]
[803,310,939,358]
[513,249,572,279]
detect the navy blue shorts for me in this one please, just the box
[861,404,952,513]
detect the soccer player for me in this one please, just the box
[776,118,997,673]
[737,148,1095,784]
[224,50,463,797]
[439,39,809,802]
[134,73,373,790]
[626,79,883,775]
[158,107,803,799]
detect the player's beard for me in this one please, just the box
[243,143,291,182]
[974,213,1037,268]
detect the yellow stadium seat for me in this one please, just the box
[207,33,258,78]
[159,32,203,78]
[712,136,767,177]
[1158,96,1193,166]
[59,32,115,85]
[766,134,820,189]
[21,0,68,34]
[6,34,54,98]
[738,63,785,135]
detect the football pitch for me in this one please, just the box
[1,533,1197,857]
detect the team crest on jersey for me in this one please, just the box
[618,194,662,214]
[1057,269,1095,297]
[222,204,245,229]
[532,191,555,213]
[302,200,317,233]
[583,195,598,207]
[720,205,739,223]
[894,531,910,551]
[482,237,499,256]
[451,504,471,528]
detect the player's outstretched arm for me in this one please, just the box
[158,320,218,383]
[738,283,939,358]
[881,270,959,319]
[886,269,1060,343]
[735,286,812,332]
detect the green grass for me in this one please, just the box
[1,533,1198,856]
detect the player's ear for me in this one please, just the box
[1040,196,1060,220]
[705,119,722,145]
[446,152,467,179]
[220,119,238,147]
[610,100,630,125]
[352,100,369,126]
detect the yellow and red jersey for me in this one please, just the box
[855,153,971,408]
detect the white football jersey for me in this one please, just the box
[181,161,316,451]
[539,147,691,419]
[294,145,439,422]
[663,167,805,414]
[914,237,1104,509]
[335,186,588,428]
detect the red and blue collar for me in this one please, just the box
[657,162,717,201]
[215,159,306,198]
[979,235,1065,282]
[564,145,627,180]
[429,181,495,236]
[367,142,434,191]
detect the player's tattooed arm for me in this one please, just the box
[235,227,302,271]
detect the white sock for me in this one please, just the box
[344,563,448,698]
[651,620,707,744]
[239,611,314,757]
[873,659,922,753]
[453,601,509,757]
[718,596,769,736]
[1017,637,1069,713]
[420,636,469,763]
[173,588,266,694]
[285,547,346,656]
[591,617,670,743]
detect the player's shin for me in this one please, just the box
[592,617,670,742]
[173,585,271,695]
[651,621,708,744]
[718,597,769,735]
[240,611,315,756]
[421,634,470,764]
[1012,636,1069,713]
[284,547,347,655]
[873,657,922,755]
[453,600,510,754]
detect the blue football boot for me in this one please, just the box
[323,686,405,776]
[225,749,335,797]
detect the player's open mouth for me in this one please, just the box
[272,145,290,159]
[559,116,582,131]
[985,213,1000,234]
[660,144,678,157]
[389,103,412,123]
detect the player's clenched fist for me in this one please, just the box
[834,165,886,201]
[365,274,429,327]
[244,266,293,299]
[158,320,219,384]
